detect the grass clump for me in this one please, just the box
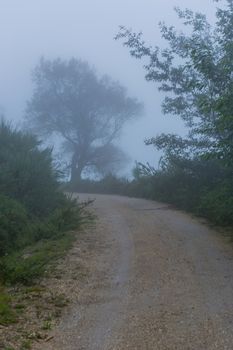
[41,320,52,330]
[0,195,30,256]
[50,293,69,308]
[0,288,17,326]
[0,232,75,285]
[20,340,32,350]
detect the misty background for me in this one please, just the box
[0,0,216,175]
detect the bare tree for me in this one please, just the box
[26,58,143,182]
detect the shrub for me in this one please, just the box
[0,233,75,285]
[0,288,17,325]
[0,120,92,285]
[0,120,62,217]
[67,174,127,195]
[199,182,233,226]
[0,195,31,256]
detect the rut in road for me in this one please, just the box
[36,194,233,350]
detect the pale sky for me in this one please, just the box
[0,0,216,175]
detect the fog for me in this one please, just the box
[0,0,216,175]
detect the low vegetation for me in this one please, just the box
[67,174,129,196]
[128,161,233,227]
[0,121,90,284]
[72,162,233,229]
[0,288,17,326]
[0,120,92,348]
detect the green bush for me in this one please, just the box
[124,160,233,228]
[49,198,86,231]
[68,174,129,195]
[0,120,92,286]
[199,182,233,226]
[0,288,17,325]
[0,195,31,256]
[78,160,233,229]
[0,120,63,217]
[0,233,75,285]
[0,194,66,257]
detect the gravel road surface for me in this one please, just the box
[38,194,233,350]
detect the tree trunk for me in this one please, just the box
[70,154,84,184]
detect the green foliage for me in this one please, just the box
[0,120,92,286]
[49,197,91,231]
[0,199,91,285]
[20,340,32,350]
[125,160,233,225]
[0,232,75,285]
[0,120,62,217]
[116,1,233,228]
[117,1,233,152]
[0,196,92,285]
[68,174,130,195]
[42,320,52,330]
[0,288,17,325]
[0,195,30,256]
[199,182,233,225]
[0,198,76,257]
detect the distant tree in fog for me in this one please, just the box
[26,58,142,182]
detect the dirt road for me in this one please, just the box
[38,194,233,350]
